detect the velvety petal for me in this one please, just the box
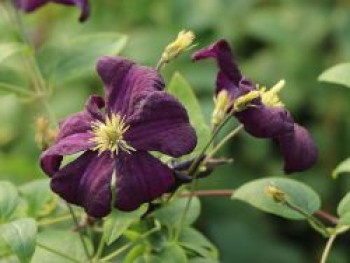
[193,39,242,87]
[51,151,114,217]
[236,106,294,138]
[125,91,197,157]
[85,95,105,121]
[97,56,164,117]
[16,0,89,22]
[40,133,94,176]
[277,124,318,174]
[15,0,47,12]
[115,151,174,211]
[57,112,92,141]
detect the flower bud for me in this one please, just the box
[35,116,57,150]
[265,184,286,203]
[233,90,260,112]
[160,30,195,64]
[212,90,231,126]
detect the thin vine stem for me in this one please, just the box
[204,124,244,162]
[37,242,82,263]
[38,213,72,226]
[174,110,238,241]
[67,204,92,261]
[320,234,337,263]
[100,223,161,262]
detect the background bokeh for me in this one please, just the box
[0,0,350,262]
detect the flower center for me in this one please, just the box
[90,113,135,156]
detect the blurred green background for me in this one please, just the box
[1,0,350,262]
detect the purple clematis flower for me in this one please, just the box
[40,57,197,217]
[193,39,317,174]
[15,0,90,22]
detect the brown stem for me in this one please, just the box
[178,189,339,225]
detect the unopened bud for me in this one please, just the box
[35,116,57,150]
[161,30,195,64]
[212,90,231,126]
[265,184,286,203]
[233,90,260,112]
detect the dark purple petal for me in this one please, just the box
[40,133,94,176]
[57,112,92,141]
[97,56,164,117]
[125,91,197,157]
[51,151,114,217]
[276,124,318,174]
[16,0,90,22]
[115,151,174,211]
[15,0,47,12]
[236,106,294,138]
[85,95,105,121]
[193,39,242,89]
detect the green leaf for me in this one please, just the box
[0,43,25,65]
[318,63,350,88]
[332,157,350,179]
[103,206,146,245]
[233,177,321,220]
[0,181,19,221]
[154,196,201,227]
[157,244,187,263]
[168,72,211,156]
[124,245,147,263]
[19,179,56,218]
[337,192,350,222]
[338,212,350,226]
[179,228,218,259]
[38,33,128,85]
[0,218,37,263]
[31,230,93,263]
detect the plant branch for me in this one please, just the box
[67,204,92,262]
[320,234,337,263]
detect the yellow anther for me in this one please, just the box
[260,79,285,108]
[90,113,135,156]
[265,184,286,203]
[212,90,231,127]
[233,90,260,112]
[161,30,195,64]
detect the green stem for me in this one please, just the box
[100,223,161,262]
[320,234,337,263]
[37,242,82,263]
[67,204,92,261]
[38,213,72,226]
[174,111,235,241]
[283,201,329,237]
[204,124,244,162]
[93,233,106,261]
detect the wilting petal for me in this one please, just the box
[40,133,94,176]
[51,151,114,217]
[115,151,174,211]
[193,39,242,89]
[96,56,164,116]
[16,0,90,22]
[277,124,318,174]
[125,91,197,157]
[236,106,294,138]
